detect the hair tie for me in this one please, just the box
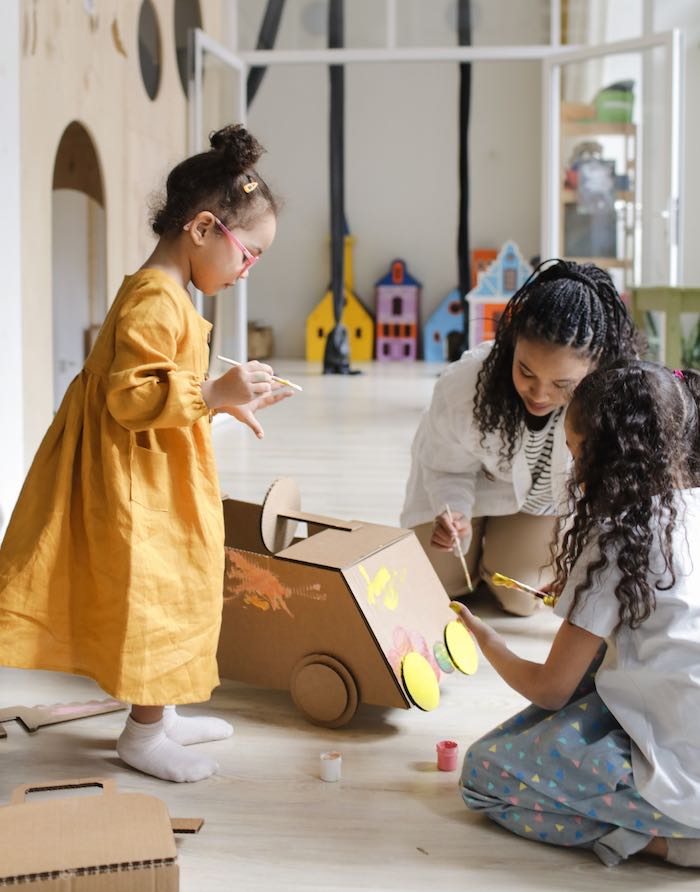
[673,369,685,381]
[535,259,598,293]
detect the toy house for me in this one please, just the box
[374,259,421,361]
[467,241,532,349]
[422,288,465,362]
[306,235,374,362]
[218,479,478,727]
[471,248,497,288]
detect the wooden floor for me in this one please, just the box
[0,361,687,889]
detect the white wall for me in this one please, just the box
[243,1,545,357]
[18,0,225,464]
[0,0,22,535]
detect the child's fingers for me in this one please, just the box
[246,360,274,376]
[251,382,272,393]
[238,411,264,439]
[256,390,292,409]
[248,371,273,386]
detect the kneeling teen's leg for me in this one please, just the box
[412,517,484,598]
[480,513,558,616]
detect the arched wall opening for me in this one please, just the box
[51,121,107,410]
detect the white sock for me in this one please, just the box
[162,706,233,746]
[666,838,700,868]
[117,716,218,783]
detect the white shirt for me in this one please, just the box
[554,488,700,828]
[400,342,571,533]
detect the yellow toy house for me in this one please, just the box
[306,235,375,362]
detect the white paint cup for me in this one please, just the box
[320,750,342,782]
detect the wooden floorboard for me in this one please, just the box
[0,361,684,889]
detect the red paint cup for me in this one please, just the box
[436,739,459,771]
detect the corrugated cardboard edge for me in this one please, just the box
[170,818,204,834]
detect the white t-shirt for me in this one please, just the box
[554,488,700,828]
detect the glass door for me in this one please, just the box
[188,27,248,363]
[542,31,684,298]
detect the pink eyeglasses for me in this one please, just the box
[183,214,259,274]
[212,216,259,273]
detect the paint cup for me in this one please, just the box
[436,740,459,771]
[320,751,342,782]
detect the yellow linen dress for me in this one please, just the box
[0,269,225,704]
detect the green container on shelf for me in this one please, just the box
[594,85,634,123]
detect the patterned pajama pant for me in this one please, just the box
[461,648,700,865]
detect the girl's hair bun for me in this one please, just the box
[209,124,263,176]
[151,122,278,235]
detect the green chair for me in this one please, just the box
[630,286,700,370]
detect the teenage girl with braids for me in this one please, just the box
[401,260,640,614]
[0,124,289,782]
[456,361,700,868]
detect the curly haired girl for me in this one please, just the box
[456,361,700,867]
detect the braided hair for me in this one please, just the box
[151,124,278,236]
[474,259,641,464]
[553,361,700,631]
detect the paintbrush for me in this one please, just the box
[491,572,557,607]
[217,355,303,392]
[444,503,473,593]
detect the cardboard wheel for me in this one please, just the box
[290,654,359,728]
[260,477,301,554]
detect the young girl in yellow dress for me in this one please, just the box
[0,124,290,782]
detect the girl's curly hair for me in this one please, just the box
[474,260,641,465]
[552,361,700,631]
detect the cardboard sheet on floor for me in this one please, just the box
[0,698,127,738]
[218,478,477,726]
[0,777,181,889]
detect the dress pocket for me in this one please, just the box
[130,444,169,511]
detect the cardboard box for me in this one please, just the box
[0,777,179,889]
[218,479,477,726]
[247,322,274,360]
[561,100,595,122]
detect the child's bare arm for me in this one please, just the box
[452,604,603,711]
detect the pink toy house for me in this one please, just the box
[375,259,421,361]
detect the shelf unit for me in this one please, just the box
[559,119,637,287]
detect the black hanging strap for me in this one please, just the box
[324,0,353,373]
[457,0,472,356]
[246,0,287,107]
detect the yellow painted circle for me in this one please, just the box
[444,620,479,675]
[401,651,440,711]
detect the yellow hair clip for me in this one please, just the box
[243,180,258,194]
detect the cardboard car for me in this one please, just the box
[218,479,478,726]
